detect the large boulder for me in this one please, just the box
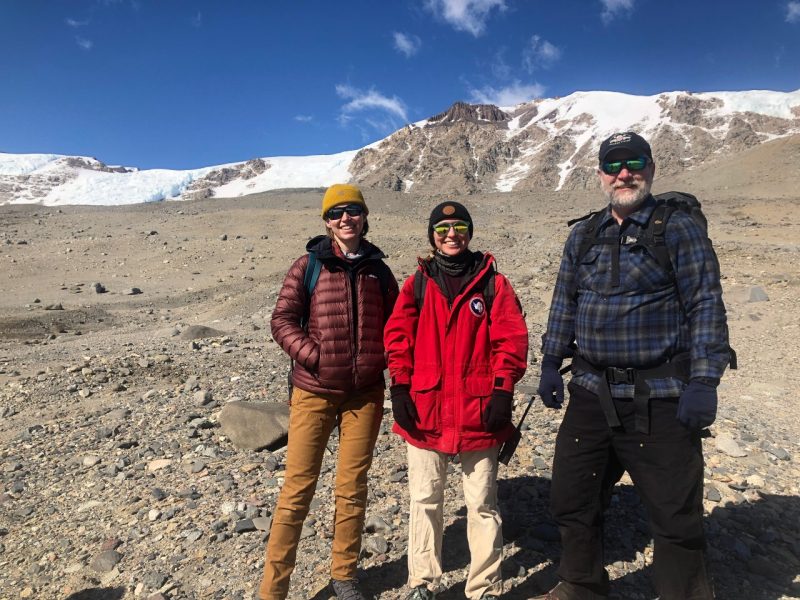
[179,325,225,340]
[219,401,290,451]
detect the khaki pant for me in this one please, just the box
[258,384,383,600]
[406,444,503,599]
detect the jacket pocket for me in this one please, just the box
[463,374,494,432]
[410,372,441,433]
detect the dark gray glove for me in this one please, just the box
[677,379,718,430]
[537,354,564,408]
[484,389,513,432]
[390,384,418,432]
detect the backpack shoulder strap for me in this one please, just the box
[374,260,394,298]
[567,209,600,227]
[413,263,495,315]
[300,252,322,329]
[574,208,611,264]
[303,251,322,296]
[413,269,427,313]
[642,200,677,276]
[483,264,496,317]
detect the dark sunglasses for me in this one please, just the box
[600,156,650,175]
[325,204,365,220]
[432,221,470,236]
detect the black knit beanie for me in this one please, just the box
[428,201,474,247]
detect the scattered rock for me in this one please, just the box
[179,325,225,340]
[715,433,748,457]
[219,401,289,451]
[90,549,122,573]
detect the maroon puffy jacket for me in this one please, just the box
[271,235,398,397]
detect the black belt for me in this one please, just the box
[571,353,690,434]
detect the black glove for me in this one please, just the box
[484,389,513,432]
[390,384,418,433]
[537,354,565,408]
[677,379,718,430]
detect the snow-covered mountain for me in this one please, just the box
[350,89,800,194]
[0,150,357,206]
[2,89,799,206]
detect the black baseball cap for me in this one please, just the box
[598,131,653,163]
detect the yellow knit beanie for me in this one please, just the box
[321,184,368,218]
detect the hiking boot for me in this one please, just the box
[328,578,367,600]
[406,585,436,600]
[532,582,608,600]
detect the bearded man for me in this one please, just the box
[533,132,731,599]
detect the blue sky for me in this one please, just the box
[2,0,799,169]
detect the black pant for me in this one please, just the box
[549,382,713,599]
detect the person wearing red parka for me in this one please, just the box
[259,184,398,600]
[384,201,528,600]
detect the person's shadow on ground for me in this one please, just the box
[497,474,800,600]
[350,471,800,599]
[65,587,125,600]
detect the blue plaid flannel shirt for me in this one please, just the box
[542,195,730,398]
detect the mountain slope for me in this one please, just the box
[349,89,800,194]
[2,89,799,206]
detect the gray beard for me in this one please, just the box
[607,181,652,210]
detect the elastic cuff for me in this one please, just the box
[492,373,515,392]
[492,388,514,401]
[390,373,411,387]
[691,376,720,387]
[541,354,563,369]
[390,383,410,396]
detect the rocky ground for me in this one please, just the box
[1,187,799,600]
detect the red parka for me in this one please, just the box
[384,253,528,453]
[271,235,398,398]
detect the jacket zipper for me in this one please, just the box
[348,267,359,386]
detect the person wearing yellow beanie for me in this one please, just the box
[259,180,397,600]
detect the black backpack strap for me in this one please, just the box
[573,209,623,286]
[374,260,394,298]
[483,267,496,316]
[568,209,600,227]
[574,209,615,265]
[413,270,427,313]
[413,264,496,317]
[643,201,677,277]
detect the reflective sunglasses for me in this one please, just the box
[325,204,365,220]
[600,156,650,175]
[432,221,470,236]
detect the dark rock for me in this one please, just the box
[90,549,122,573]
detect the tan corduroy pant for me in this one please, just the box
[406,443,503,599]
[258,383,383,600]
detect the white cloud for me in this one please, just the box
[76,36,94,50]
[523,35,561,72]
[468,80,544,106]
[294,115,313,123]
[393,32,422,57]
[787,1,800,22]
[191,12,202,27]
[600,0,635,24]
[65,18,88,28]
[489,47,511,79]
[336,84,409,122]
[425,0,507,36]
